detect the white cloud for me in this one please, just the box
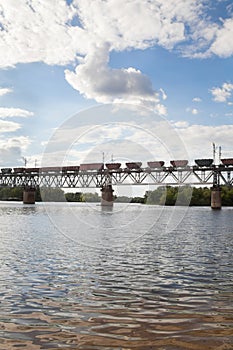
[0,88,12,96]
[0,136,31,150]
[191,108,198,115]
[192,97,202,102]
[154,103,167,116]
[209,18,233,58]
[159,88,167,100]
[0,0,79,68]
[0,108,34,118]
[65,44,163,111]
[0,136,31,166]
[186,107,199,115]
[173,121,190,128]
[210,82,233,102]
[0,120,21,132]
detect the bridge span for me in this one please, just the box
[0,159,233,209]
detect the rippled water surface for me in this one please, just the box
[0,202,232,349]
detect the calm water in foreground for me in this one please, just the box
[0,202,232,349]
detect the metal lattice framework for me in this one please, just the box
[0,165,233,189]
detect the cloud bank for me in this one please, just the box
[0,0,233,110]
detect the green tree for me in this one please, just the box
[145,186,212,206]
[11,187,23,200]
[115,196,131,203]
[146,187,166,205]
[0,187,23,200]
[35,187,42,201]
[130,196,145,204]
[176,186,193,206]
[40,187,65,202]
[82,192,101,202]
[0,187,11,200]
[65,192,83,202]
[221,186,233,206]
[160,186,178,206]
[190,187,210,206]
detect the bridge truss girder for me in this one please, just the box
[0,166,233,189]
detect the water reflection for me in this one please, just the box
[0,202,38,215]
[101,205,113,213]
[0,203,232,349]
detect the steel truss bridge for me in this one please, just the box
[0,165,233,189]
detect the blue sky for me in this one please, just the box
[0,0,233,169]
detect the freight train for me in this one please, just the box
[1,158,233,174]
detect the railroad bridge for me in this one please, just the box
[0,158,233,209]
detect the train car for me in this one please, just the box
[105,163,121,170]
[147,161,164,168]
[1,168,12,174]
[125,162,142,170]
[170,160,189,167]
[80,163,104,171]
[13,167,25,173]
[61,166,80,173]
[195,159,213,167]
[40,166,61,173]
[221,158,233,166]
[25,168,40,173]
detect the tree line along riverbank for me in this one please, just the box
[0,185,233,206]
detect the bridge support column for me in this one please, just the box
[211,187,221,210]
[23,186,36,204]
[101,185,114,206]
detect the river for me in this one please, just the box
[0,202,232,349]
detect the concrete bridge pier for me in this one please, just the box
[101,185,114,206]
[211,187,221,209]
[23,186,36,204]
